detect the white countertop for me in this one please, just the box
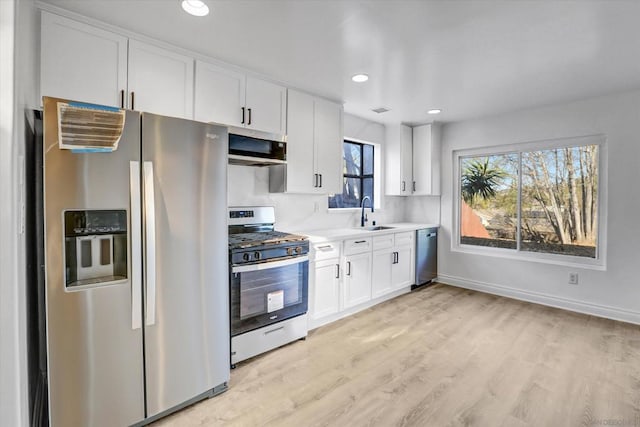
[291,222,439,243]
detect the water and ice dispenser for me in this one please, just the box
[64,210,128,289]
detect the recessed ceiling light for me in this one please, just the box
[427,109,442,115]
[352,74,369,83]
[181,0,209,17]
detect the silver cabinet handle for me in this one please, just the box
[346,261,351,276]
[335,264,340,279]
[264,326,284,335]
[129,161,142,330]
[317,244,333,251]
[143,161,156,326]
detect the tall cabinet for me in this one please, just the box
[385,123,441,196]
[270,89,343,194]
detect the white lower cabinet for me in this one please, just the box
[372,249,394,298]
[310,231,415,329]
[312,258,341,319]
[343,252,372,309]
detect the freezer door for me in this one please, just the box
[42,98,144,427]
[141,113,230,417]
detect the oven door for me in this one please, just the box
[230,255,308,336]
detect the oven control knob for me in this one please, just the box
[295,246,302,254]
[243,253,251,261]
[254,251,261,260]
[286,247,294,256]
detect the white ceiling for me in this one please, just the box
[39,0,640,125]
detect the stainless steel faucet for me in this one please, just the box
[360,196,373,227]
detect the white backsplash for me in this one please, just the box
[227,113,440,232]
[404,196,441,224]
[227,165,407,232]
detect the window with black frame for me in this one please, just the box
[328,140,374,208]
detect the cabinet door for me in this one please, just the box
[245,77,286,134]
[194,61,245,126]
[128,40,194,119]
[284,89,316,193]
[312,259,341,320]
[412,124,441,195]
[343,252,372,309]
[41,12,127,107]
[314,97,343,195]
[384,124,412,195]
[392,245,415,290]
[372,249,394,298]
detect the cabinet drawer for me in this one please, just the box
[372,234,394,251]
[394,231,414,247]
[344,237,372,255]
[312,241,341,261]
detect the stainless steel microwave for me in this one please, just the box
[228,129,286,166]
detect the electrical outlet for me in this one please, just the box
[568,272,579,285]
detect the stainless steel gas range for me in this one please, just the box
[228,207,309,367]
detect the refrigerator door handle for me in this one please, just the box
[130,161,143,330]
[143,161,157,326]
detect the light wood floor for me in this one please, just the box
[154,284,640,427]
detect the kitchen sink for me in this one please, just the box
[359,226,396,231]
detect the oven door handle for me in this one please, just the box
[232,255,309,273]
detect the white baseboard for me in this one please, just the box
[437,274,640,326]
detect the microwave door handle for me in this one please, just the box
[232,255,309,273]
[143,161,157,326]
[130,162,143,330]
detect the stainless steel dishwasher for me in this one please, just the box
[413,228,437,289]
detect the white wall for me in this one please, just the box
[1,0,38,425]
[228,113,407,231]
[438,89,640,324]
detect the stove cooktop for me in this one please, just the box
[228,231,307,250]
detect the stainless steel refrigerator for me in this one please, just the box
[40,97,230,426]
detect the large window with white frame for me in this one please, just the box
[455,135,604,263]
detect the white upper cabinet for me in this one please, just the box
[270,89,343,194]
[385,124,413,195]
[313,97,343,195]
[194,61,286,134]
[41,12,194,119]
[245,77,286,135]
[194,61,245,126]
[385,123,441,196]
[41,11,127,107]
[412,124,441,196]
[128,40,194,119]
[281,89,316,193]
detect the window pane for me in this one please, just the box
[460,154,518,249]
[328,177,362,208]
[520,145,598,258]
[343,142,361,176]
[363,144,374,175]
[363,177,373,206]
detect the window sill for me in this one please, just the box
[451,244,606,271]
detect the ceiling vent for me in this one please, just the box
[371,107,390,114]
